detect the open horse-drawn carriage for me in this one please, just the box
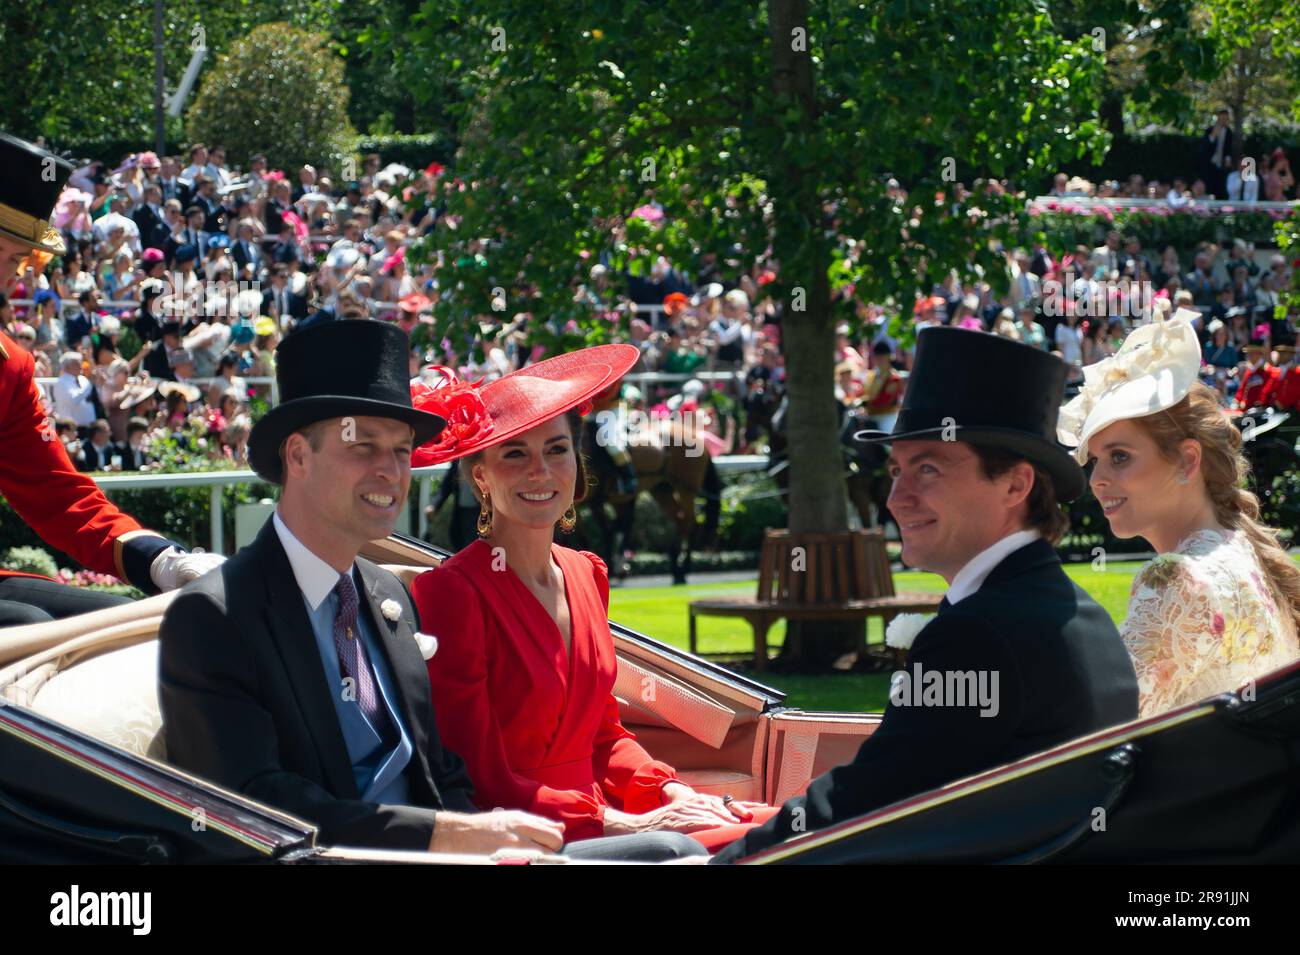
[1,532,1297,864]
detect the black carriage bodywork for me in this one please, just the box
[740,659,1300,864]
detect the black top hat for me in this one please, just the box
[0,132,74,256]
[855,326,1086,501]
[249,321,445,483]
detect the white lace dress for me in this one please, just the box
[1121,528,1300,718]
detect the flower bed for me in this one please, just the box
[1026,202,1289,251]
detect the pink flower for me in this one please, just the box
[1212,612,1225,635]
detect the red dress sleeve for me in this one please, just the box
[577,550,681,814]
[412,562,609,841]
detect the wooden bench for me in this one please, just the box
[688,529,943,671]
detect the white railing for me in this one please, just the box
[11,298,140,317]
[87,456,770,554]
[623,370,744,386]
[36,369,745,410]
[10,297,411,318]
[35,376,279,406]
[1029,196,1299,213]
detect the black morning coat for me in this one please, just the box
[713,538,1139,863]
[158,519,477,849]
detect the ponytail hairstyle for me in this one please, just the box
[1131,382,1300,628]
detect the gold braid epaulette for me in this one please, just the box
[0,202,62,251]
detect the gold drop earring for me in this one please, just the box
[558,505,578,532]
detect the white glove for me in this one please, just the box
[150,546,226,592]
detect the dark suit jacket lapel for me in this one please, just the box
[356,560,437,794]
[254,521,358,798]
[981,537,1060,591]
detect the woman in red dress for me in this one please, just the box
[409,345,777,852]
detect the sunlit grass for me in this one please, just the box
[608,560,1150,711]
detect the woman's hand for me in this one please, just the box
[603,799,738,836]
[663,783,757,822]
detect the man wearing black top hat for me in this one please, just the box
[158,320,704,860]
[713,328,1138,863]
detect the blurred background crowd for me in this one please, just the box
[1,135,1297,478]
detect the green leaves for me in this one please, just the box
[188,23,358,173]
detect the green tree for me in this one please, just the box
[187,22,358,174]
[1188,0,1300,148]
[0,1,348,148]
[340,0,462,137]
[1049,0,1220,139]
[404,0,1209,666]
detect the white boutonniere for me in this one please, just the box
[380,599,402,623]
[885,613,933,651]
[413,632,439,660]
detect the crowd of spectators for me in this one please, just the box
[0,143,446,471]
[1,133,1297,475]
[1047,111,1295,204]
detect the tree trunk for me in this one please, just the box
[1099,90,1124,141]
[765,0,857,670]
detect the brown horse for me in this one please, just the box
[767,396,894,531]
[581,417,722,584]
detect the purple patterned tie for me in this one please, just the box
[333,572,392,738]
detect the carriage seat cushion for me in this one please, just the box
[675,769,760,802]
[27,640,166,762]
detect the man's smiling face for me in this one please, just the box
[284,416,414,549]
[886,440,1034,582]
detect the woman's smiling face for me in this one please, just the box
[472,415,577,532]
[1086,418,1191,542]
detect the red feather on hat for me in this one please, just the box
[410,368,495,466]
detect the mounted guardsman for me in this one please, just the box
[0,132,223,625]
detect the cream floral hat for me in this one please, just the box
[1057,307,1202,465]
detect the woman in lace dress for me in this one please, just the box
[1059,307,1300,717]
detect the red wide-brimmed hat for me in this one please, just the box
[410,344,639,467]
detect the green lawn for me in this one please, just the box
[608,560,1149,712]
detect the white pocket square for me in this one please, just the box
[413,632,439,660]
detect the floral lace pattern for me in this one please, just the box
[1121,529,1300,718]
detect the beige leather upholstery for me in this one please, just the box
[26,640,166,761]
[675,769,762,802]
[0,591,174,666]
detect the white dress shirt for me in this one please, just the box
[945,529,1042,606]
[273,510,348,611]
